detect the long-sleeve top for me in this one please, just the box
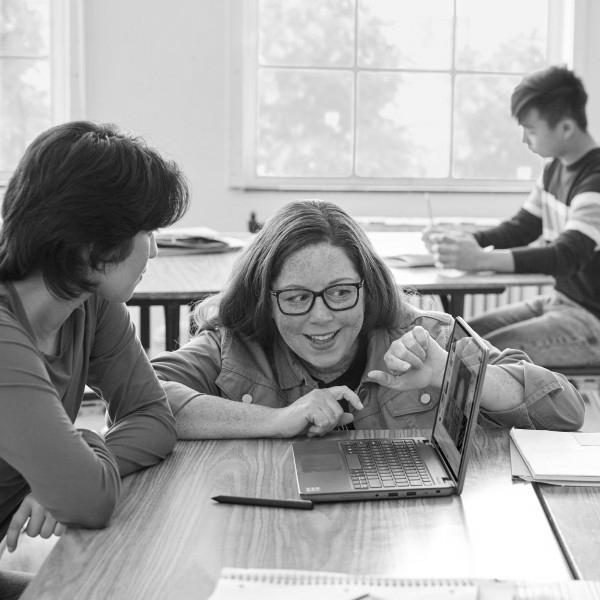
[152,306,584,434]
[0,282,177,540]
[474,148,600,319]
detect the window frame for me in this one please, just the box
[0,0,81,185]
[229,0,578,193]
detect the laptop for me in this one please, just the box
[292,316,489,502]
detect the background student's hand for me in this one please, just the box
[421,225,461,253]
[368,326,447,392]
[273,386,364,438]
[429,231,487,270]
[6,493,65,552]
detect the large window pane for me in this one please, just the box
[358,0,453,69]
[242,0,571,189]
[0,59,50,172]
[453,74,542,180]
[0,0,49,56]
[259,0,355,67]
[356,72,451,178]
[455,0,547,72]
[257,68,353,177]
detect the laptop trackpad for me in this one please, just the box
[296,448,353,494]
[300,452,345,473]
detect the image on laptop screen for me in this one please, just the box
[432,319,488,484]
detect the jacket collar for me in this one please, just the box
[271,327,400,391]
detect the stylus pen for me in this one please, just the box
[212,495,314,510]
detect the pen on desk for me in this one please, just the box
[212,495,314,510]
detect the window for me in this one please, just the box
[231,0,576,191]
[0,0,75,182]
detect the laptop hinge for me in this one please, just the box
[430,439,458,486]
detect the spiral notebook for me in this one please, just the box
[208,568,482,599]
[207,568,600,600]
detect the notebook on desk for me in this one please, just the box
[155,227,245,255]
[367,231,435,268]
[292,317,489,502]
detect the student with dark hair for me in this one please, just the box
[152,199,584,440]
[0,121,189,599]
[423,66,600,367]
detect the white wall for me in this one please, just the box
[83,0,600,231]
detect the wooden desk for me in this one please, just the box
[534,484,600,581]
[131,243,553,351]
[128,250,242,351]
[389,267,553,317]
[530,391,600,581]
[22,429,573,600]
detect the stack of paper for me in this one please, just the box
[155,227,245,255]
[368,232,434,268]
[509,428,600,485]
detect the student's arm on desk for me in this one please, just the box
[428,231,515,272]
[160,381,361,439]
[368,327,584,431]
[152,329,362,439]
[479,349,585,431]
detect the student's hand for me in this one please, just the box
[368,326,447,392]
[421,225,460,253]
[273,386,364,438]
[6,494,66,552]
[429,232,488,270]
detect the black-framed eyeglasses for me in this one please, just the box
[270,281,364,316]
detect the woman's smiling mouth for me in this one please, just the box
[304,330,339,345]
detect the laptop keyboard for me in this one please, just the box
[341,439,434,490]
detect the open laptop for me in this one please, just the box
[292,316,489,502]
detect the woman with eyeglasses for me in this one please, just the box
[152,199,584,439]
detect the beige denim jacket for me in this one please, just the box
[153,307,585,432]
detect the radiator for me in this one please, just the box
[407,284,554,320]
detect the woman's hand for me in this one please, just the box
[368,326,447,392]
[6,494,66,552]
[272,386,364,438]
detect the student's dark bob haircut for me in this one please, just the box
[0,121,189,299]
[213,199,401,348]
[511,65,588,131]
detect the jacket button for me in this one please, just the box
[241,393,253,403]
[420,393,431,405]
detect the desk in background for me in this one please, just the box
[21,429,573,600]
[131,231,553,351]
[128,249,242,351]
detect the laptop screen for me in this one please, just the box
[432,317,489,484]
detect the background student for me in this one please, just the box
[152,199,584,439]
[423,66,600,367]
[0,121,189,599]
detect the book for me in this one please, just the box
[385,253,435,268]
[155,227,246,255]
[207,568,600,599]
[510,428,600,485]
[367,232,434,268]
